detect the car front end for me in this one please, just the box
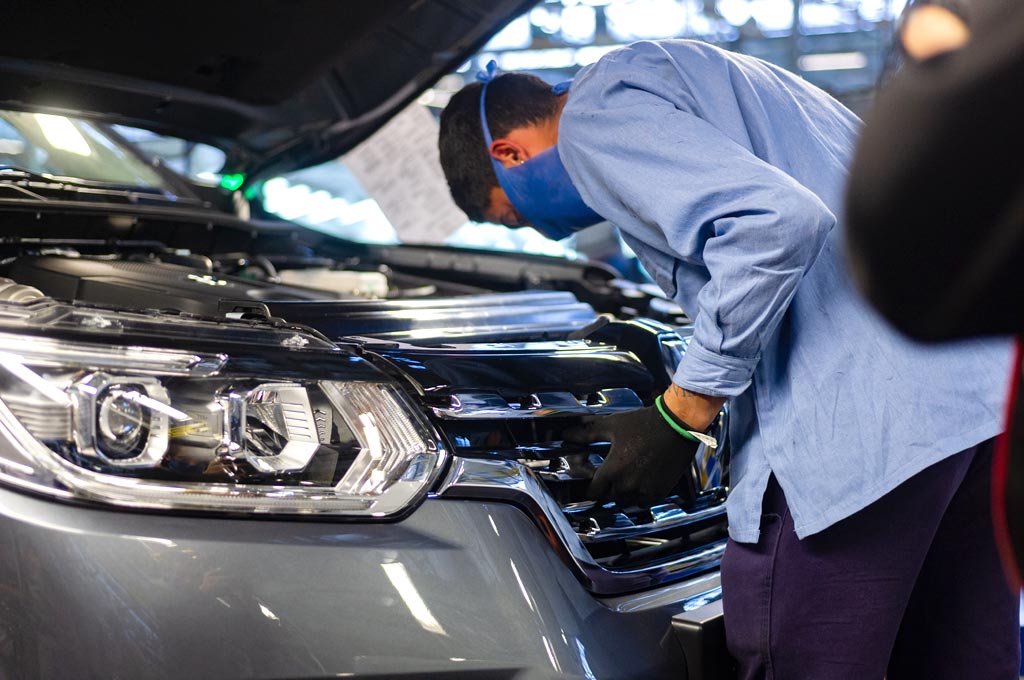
[0,3,733,677]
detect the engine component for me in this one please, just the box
[0,277,44,303]
[276,268,389,298]
[0,255,347,315]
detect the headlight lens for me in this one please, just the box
[0,333,446,517]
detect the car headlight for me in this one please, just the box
[0,332,446,518]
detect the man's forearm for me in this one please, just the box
[663,383,726,431]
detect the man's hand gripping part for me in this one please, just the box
[564,385,723,505]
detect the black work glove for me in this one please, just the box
[563,399,704,505]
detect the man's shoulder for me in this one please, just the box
[562,39,739,132]
[601,38,731,62]
[568,39,759,103]
[568,41,686,102]
[579,39,730,79]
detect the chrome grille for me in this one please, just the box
[438,456,728,595]
[433,388,643,419]
[408,318,730,594]
[433,391,729,595]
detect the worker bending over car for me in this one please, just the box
[438,38,1018,679]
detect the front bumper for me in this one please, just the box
[0,488,724,679]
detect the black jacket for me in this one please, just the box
[845,0,1024,341]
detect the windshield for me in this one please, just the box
[262,160,575,258]
[0,110,171,190]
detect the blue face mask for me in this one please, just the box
[477,62,603,241]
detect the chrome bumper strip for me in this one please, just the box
[436,456,726,595]
[566,500,727,543]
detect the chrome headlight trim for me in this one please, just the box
[0,332,227,376]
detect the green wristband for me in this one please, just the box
[655,394,701,443]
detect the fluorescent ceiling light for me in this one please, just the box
[35,114,92,156]
[798,51,868,71]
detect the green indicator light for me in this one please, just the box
[220,173,245,191]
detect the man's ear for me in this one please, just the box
[488,138,530,169]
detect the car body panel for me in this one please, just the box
[0,485,713,679]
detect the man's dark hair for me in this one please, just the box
[439,73,561,222]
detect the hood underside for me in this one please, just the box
[0,0,536,180]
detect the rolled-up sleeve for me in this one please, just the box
[560,67,835,397]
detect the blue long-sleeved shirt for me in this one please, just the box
[558,40,1012,542]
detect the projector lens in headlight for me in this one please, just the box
[97,389,149,456]
[0,333,446,518]
[69,373,175,467]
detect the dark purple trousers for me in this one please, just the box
[721,441,1020,680]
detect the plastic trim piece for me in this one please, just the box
[671,600,737,680]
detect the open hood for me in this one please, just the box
[0,0,536,181]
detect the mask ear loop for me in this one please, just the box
[476,60,499,153]
[477,59,521,197]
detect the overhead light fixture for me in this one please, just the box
[798,52,868,72]
[35,114,91,156]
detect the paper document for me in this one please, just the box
[342,103,468,244]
